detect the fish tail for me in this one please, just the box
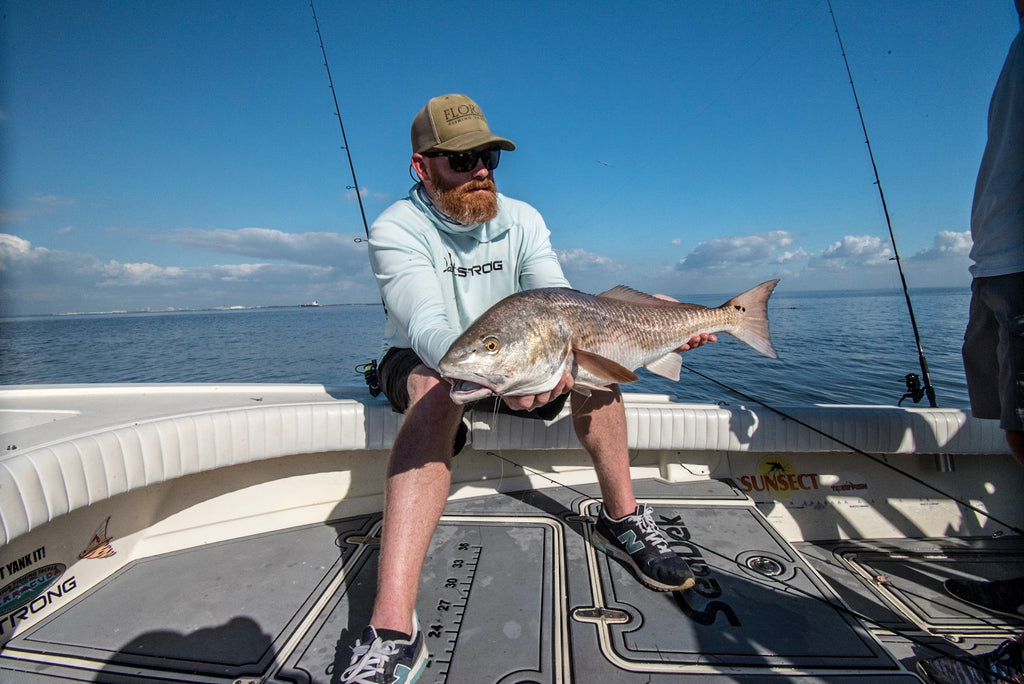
[722,279,779,358]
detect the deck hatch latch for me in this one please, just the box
[744,555,786,577]
[572,606,631,625]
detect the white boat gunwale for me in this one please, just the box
[0,383,1014,548]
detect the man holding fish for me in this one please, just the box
[340,94,776,684]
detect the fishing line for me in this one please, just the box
[487,450,597,501]
[309,0,370,239]
[681,361,1024,537]
[826,0,937,408]
[486,367,1021,537]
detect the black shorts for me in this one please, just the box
[378,347,570,421]
[377,347,570,456]
[962,272,1024,431]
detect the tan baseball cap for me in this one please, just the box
[411,94,516,154]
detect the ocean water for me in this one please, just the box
[0,288,973,409]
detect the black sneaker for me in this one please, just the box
[591,503,696,592]
[916,636,1024,684]
[340,623,427,684]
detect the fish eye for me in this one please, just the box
[482,336,500,353]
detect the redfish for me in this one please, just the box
[439,280,779,404]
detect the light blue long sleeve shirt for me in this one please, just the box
[368,185,570,370]
[969,17,1024,278]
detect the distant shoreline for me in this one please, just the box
[0,286,972,321]
[2,302,382,320]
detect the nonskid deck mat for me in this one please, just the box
[797,536,1024,636]
[0,479,919,682]
[1,516,376,682]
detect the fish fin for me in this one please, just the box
[571,382,616,397]
[597,285,701,309]
[721,279,780,359]
[644,352,682,381]
[573,348,639,384]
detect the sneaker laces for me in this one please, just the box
[341,635,399,684]
[635,506,673,556]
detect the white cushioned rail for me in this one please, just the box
[472,397,1007,454]
[0,385,1007,546]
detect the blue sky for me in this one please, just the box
[1,1,1018,315]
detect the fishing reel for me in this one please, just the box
[898,373,924,406]
[358,360,381,397]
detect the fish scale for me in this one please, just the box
[556,294,742,365]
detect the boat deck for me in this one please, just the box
[0,385,1021,682]
[1,477,1021,683]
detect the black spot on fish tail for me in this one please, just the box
[721,279,779,359]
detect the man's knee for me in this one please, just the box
[1007,430,1024,466]
[406,366,463,423]
[398,365,472,457]
[570,384,623,414]
[408,365,452,402]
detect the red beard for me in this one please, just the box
[430,176,499,225]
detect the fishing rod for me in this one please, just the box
[826,0,937,408]
[309,0,370,239]
[310,0,388,395]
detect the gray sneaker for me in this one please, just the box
[591,503,696,592]
[340,622,427,684]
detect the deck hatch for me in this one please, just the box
[798,537,1024,635]
[278,515,567,684]
[577,501,901,675]
[1,516,374,681]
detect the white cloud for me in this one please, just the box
[908,230,972,260]
[155,227,366,268]
[0,233,377,315]
[556,247,623,273]
[807,235,893,269]
[894,230,973,288]
[562,228,971,295]
[676,230,797,272]
[799,232,972,288]
[0,195,76,225]
[0,224,975,316]
[0,233,36,260]
[775,247,808,263]
[99,261,192,286]
[554,247,627,292]
[213,263,265,282]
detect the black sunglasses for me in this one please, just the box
[425,148,501,173]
